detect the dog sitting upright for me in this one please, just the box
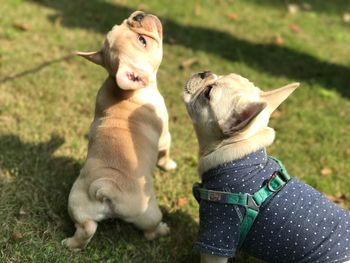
[62,11,176,250]
[183,72,350,263]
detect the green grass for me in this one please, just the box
[1,0,350,262]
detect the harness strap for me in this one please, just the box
[193,156,291,248]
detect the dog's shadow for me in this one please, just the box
[27,0,350,99]
[0,134,202,262]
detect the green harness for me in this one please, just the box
[192,157,291,248]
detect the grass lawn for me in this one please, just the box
[1,0,350,262]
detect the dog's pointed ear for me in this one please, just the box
[261,83,299,114]
[77,51,104,66]
[221,102,267,136]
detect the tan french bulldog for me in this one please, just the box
[62,11,176,251]
[183,72,350,263]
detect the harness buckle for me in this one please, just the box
[266,171,289,193]
[246,194,260,211]
[207,191,222,202]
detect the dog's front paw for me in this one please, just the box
[144,222,170,240]
[157,158,177,171]
[61,238,85,252]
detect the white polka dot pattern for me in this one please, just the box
[196,149,350,262]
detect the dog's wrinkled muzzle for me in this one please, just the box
[184,71,216,96]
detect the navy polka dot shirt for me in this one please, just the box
[197,149,350,262]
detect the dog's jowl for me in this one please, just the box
[62,11,176,251]
[184,72,350,263]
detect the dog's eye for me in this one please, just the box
[204,85,213,99]
[138,35,147,47]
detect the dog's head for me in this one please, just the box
[77,11,163,90]
[183,71,299,152]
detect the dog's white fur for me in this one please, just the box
[184,73,298,175]
[184,72,350,263]
[62,11,176,251]
[184,72,292,262]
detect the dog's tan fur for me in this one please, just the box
[62,11,176,251]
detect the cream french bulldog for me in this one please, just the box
[184,72,350,263]
[62,11,176,251]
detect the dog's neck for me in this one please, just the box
[198,127,275,174]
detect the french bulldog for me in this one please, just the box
[62,11,176,251]
[183,71,350,263]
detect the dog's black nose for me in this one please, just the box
[198,71,212,79]
[133,12,145,22]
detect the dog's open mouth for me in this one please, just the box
[127,72,142,82]
[116,65,149,90]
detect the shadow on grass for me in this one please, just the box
[0,54,75,83]
[245,0,350,15]
[29,0,350,98]
[0,134,202,263]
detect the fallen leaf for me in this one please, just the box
[288,23,302,33]
[287,4,299,14]
[215,0,225,5]
[11,231,23,241]
[343,13,350,23]
[19,206,27,216]
[0,115,16,124]
[271,110,282,119]
[302,3,312,11]
[13,23,30,31]
[115,0,127,4]
[171,247,178,257]
[274,35,285,46]
[177,197,187,208]
[326,194,347,204]
[179,58,198,70]
[227,12,239,21]
[54,16,62,27]
[168,37,177,45]
[194,5,201,16]
[320,167,332,177]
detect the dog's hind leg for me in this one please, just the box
[129,195,170,240]
[62,177,102,251]
[62,220,97,251]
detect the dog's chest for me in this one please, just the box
[131,88,168,120]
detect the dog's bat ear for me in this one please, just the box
[261,83,299,114]
[76,51,104,66]
[221,102,267,136]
